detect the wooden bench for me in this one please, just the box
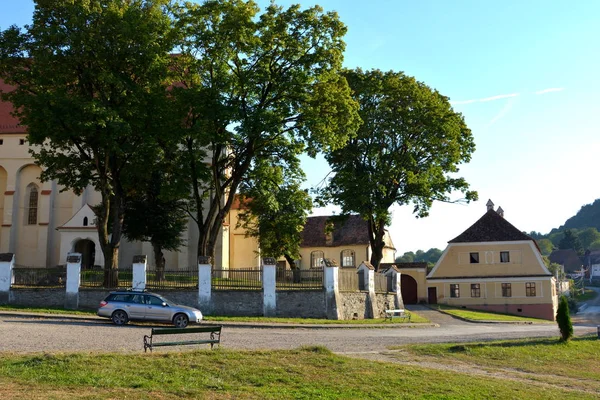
[384,309,410,322]
[143,325,222,352]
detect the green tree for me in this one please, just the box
[320,69,477,269]
[556,295,573,341]
[396,251,415,263]
[237,161,312,269]
[122,170,188,281]
[536,238,554,256]
[578,227,600,250]
[0,0,175,281]
[559,229,584,255]
[170,0,360,261]
[589,239,600,251]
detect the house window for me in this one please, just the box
[83,217,88,227]
[26,184,39,225]
[526,282,536,297]
[500,251,510,263]
[340,249,355,268]
[0,139,3,145]
[450,284,460,298]
[310,251,324,269]
[469,252,479,263]
[502,283,512,297]
[471,284,480,298]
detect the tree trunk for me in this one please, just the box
[153,243,165,282]
[284,254,297,270]
[368,217,386,271]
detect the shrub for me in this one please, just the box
[556,295,573,342]
[567,297,578,314]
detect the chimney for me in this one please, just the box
[497,206,504,218]
[486,199,494,211]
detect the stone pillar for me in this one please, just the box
[384,265,405,309]
[65,253,81,309]
[132,255,147,291]
[324,258,342,320]
[262,257,276,317]
[358,261,377,318]
[198,256,213,314]
[0,253,14,304]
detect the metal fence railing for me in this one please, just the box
[80,267,132,289]
[212,268,262,290]
[338,268,360,292]
[276,268,323,290]
[11,266,66,288]
[146,267,198,290]
[374,273,389,293]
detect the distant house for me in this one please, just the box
[426,200,558,320]
[549,249,582,274]
[584,250,600,280]
[295,215,396,270]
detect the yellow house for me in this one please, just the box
[294,215,396,270]
[427,200,558,320]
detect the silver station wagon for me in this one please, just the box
[97,290,203,328]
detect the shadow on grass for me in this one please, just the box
[447,335,597,353]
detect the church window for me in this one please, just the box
[26,184,39,225]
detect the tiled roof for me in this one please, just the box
[301,215,370,247]
[0,79,27,133]
[549,249,582,272]
[448,209,534,243]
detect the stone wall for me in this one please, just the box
[338,291,370,320]
[211,290,263,316]
[374,293,397,319]
[276,290,326,318]
[9,288,65,307]
[79,289,111,309]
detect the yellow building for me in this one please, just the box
[426,200,558,320]
[293,215,396,270]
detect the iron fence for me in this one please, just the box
[374,272,389,293]
[212,268,262,290]
[276,268,323,290]
[11,266,66,288]
[146,267,198,290]
[80,267,132,289]
[338,268,360,292]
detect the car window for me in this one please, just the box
[131,294,145,304]
[109,294,132,302]
[146,296,164,306]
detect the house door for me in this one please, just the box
[400,274,418,304]
[428,287,437,304]
[74,239,96,269]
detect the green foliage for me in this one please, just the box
[169,0,360,259]
[0,0,176,269]
[561,198,600,231]
[589,239,600,250]
[556,295,573,342]
[559,229,584,255]
[320,68,477,269]
[536,238,554,255]
[396,248,442,265]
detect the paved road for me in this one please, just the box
[572,286,600,326]
[0,306,596,354]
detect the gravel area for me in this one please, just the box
[0,306,596,354]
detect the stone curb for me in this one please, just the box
[0,311,439,329]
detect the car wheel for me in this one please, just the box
[173,313,189,328]
[111,310,129,326]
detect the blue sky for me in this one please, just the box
[2,1,600,254]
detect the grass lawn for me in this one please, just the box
[575,288,598,302]
[436,304,552,322]
[0,305,429,324]
[393,336,600,393]
[0,346,595,399]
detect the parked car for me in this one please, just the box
[97,290,203,328]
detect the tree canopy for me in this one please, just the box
[169,0,360,261]
[0,0,176,275]
[319,68,477,269]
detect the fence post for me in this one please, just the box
[198,256,213,315]
[0,253,14,304]
[132,255,147,291]
[65,253,81,310]
[358,261,377,318]
[384,265,405,310]
[262,258,277,317]
[324,258,343,320]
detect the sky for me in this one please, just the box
[1,0,600,254]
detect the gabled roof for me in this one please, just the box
[56,204,97,230]
[301,215,373,248]
[448,209,534,243]
[549,249,582,272]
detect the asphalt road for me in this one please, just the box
[0,306,596,355]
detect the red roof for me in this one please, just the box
[0,79,26,133]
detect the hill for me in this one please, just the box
[556,198,600,232]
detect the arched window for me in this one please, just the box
[83,216,88,226]
[340,249,355,268]
[310,251,324,269]
[26,184,39,225]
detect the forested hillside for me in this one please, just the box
[558,198,600,232]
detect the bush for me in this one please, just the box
[556,295,573,342]
[567,297,578,314]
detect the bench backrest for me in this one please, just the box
[151,325,222,336]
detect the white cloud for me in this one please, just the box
[451,93,520,105]
[487,97,516,128]
[535,87,565,95]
